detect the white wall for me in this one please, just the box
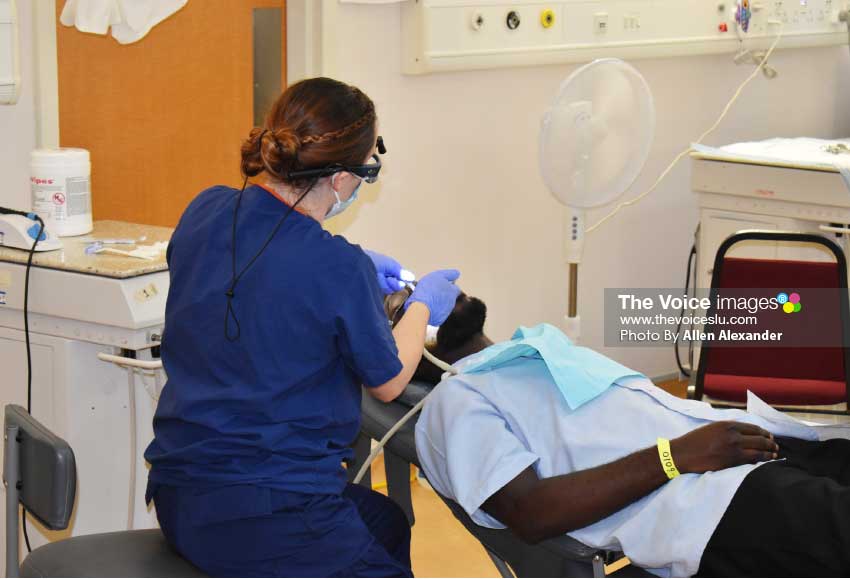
[327,3,850,377]
[1,4,39,568]
[0,0,35,211]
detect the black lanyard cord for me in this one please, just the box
[224,178,317,341]
[22,216,42,554]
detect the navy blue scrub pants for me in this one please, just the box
[150,482,412,577]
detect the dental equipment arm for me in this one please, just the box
[482,421,778,544]
[368,270,461,401]
[364,250,413,294]
[368,302,431,403]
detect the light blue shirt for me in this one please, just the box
[415,356,816,577]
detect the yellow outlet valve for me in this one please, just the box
[541,9,555,28]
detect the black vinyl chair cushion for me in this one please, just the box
[5,405,76,531]
[436,488,601,561]
[395,381,434,408]
[20,529,207,578]
[360,389,421,466]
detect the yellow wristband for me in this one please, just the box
[657,438,680,480]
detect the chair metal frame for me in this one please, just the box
[692,230,850,414]
[5,418,22,578]
[428,484,633,578]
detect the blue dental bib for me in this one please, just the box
[459,323,645,409]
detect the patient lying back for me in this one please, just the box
[409,314,846,577]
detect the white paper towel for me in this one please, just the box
[60,0,187,44]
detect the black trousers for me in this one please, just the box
[697,436,850,577]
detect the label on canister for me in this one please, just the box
[31,176,91,220]
[30,148,93,237]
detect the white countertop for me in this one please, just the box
[0,220,172,279]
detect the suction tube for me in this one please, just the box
[351,349,458,485]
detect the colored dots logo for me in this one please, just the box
[778,291,801,314]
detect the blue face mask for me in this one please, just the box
[325,175,362,220]
[457,323,645,409]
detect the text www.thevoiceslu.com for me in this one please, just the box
[619,314,759,326]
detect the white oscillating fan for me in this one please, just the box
[539,58,655,341]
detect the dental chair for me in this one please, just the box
[353,388,645,577]
[350,382,429,525]
[3,404,206,578]
[691,231,850,418]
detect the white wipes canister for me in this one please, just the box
[30,148,93,237]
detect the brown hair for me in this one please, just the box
[240,77,377,186]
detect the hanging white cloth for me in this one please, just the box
[59,0,187,44]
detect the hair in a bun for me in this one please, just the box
[240,127,301,180]
[239,77,377,187]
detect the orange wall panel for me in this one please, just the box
[57,1,286,227]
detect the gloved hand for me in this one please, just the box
[405,269,461,326]
[364,250,407,295]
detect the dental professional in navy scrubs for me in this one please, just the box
[144,78,461,577]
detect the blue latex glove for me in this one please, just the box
[405,269,462,326]
[364,250,407,295]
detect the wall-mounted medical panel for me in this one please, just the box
[401,0,849,74]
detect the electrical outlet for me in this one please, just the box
[624,14,641,30]
[594,12,609,34]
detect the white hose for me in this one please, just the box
[153,369,164,399]
[352,349,458,485]
[422,348,458,375]
[126,368,137,530]
[97,352,163,370]
[99,351,164,528]
[586,22,785,234]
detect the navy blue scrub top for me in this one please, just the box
[145,184,402,496]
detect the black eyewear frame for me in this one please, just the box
[289,136,387,184]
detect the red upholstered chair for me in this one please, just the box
[692,231,850,416]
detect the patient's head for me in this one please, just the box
[384,288,493,384]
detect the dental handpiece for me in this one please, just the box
[399,269,417,291]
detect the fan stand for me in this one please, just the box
[568,263,578,320]
[563,206,585,342]
[565,263,581,342]
[539,59,655,344]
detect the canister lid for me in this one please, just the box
[30,148,90,163]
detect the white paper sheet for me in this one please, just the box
[691,138,850,191]
[746,390,850,441]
